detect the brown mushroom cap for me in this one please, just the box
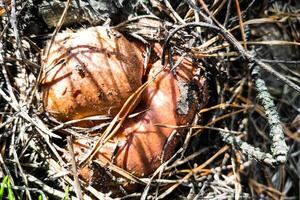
[41,26,144,122]
[73,58,208,183]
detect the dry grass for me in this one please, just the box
[0,0,300,199]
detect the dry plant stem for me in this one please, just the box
[163,0,185,24]
[93,159,146,185]
[162,21,289,165]
[184,0,213,24]
[85,186,114,200]
[231,153,242,200]
[157,146,229,199]
[220,131,276,166]
[7,17,30,110]
[11,133,32,200]
[223,0,232,26]
[166,147,210,170]
[43,0,71,59]
[67,136,82,200]
[251,64,289,163]
[35,0,71,96]
[197,0,300,93]
[138,0,157,16]
[9,0,25,59]
[140,147,184,200]
[9,185,47,200]
[0,88,65,165]
[234,0,247,49]
[113,15,170,41]
[211,0,227,17]
[27,174,82,200]
[51,115,112,131]
[207,1,285,165]
[154,130,178,197]
[162,22,300,93]
[181,116,198,159]
[47,158,102,199]
[0,152,14,185]
[218,64,288,165]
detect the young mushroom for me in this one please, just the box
[41,26,208,192]
[41,26,144,124]
[74,58,208,179]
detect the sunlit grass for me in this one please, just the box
[0,176,15,200]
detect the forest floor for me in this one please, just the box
[0,0,300,199]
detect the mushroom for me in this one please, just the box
[72,58,208,189]
[41,26,144,124]
[41,26,208,191]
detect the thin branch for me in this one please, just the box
[220,131,276,166]
[250,63,289,163]
[67,136,82,200]
[161,22,300,93]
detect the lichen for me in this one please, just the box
[176,80,198,115]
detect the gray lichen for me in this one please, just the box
[176,81,198,116]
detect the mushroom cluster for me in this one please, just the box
[41,26,208,191]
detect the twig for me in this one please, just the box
[11,131,32,200]
[27,174,78,199]
[141,147,183,200]
[220,131,276,166]
[234,0,247,49]
[0,88,65,166]
[162,18,289,165]
[9,185,47,200]
[67,136,82,200]
[0,152,15,185]
[218,56,289,164]
[34,0,71,101]
[161,22,300,93]
[85,185,113,200]
[157,146,229,199]
[163,0,185,24]
[250,63,289,163]
[9,0,25,59]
